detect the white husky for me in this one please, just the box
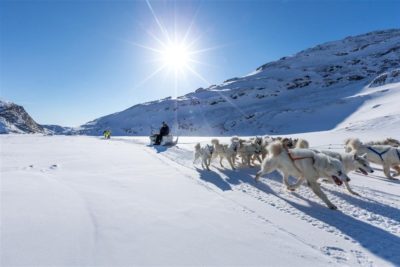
[252,136,269,161]
[345,138,400,179]
[211,138,240,169]
[194,143,214,170]
[237,139,263,167]
[256,141,350,209]
[310,150,374,196]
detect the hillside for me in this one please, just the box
[0,100,45,134]
[77,29,400,136]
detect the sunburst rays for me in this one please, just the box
[131,0,216,86]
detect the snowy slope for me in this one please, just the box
[336,68,400,132]
[78,29,400,136]
[0,100,45,134]
[2,131,399,266]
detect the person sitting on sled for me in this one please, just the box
[155,122,169,145]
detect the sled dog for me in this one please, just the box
[194,143,214,171]
[345,138,400,179]
[312,150,373,195]
[211,138,240,169]
[256,141,350,209]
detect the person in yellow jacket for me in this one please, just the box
[103,130,111,139]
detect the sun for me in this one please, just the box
[162,42,190,70]
[130,0,221,87]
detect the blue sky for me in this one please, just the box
[1,0,399,126]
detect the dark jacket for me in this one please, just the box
[159,125,170,136]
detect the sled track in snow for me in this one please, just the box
[109,138,400,266]
[145,143,400,266]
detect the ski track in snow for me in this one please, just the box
[115,137,400,266]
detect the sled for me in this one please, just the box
[149,134,179,146]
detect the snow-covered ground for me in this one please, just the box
[2,31,400,266]
[1,130,400,266]
[2,48,400,267]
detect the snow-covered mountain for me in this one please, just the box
[335,68,400,132]
[0,100,74,135]
[78,29,400,136]
[0,100,45,134]
[41,124,75,135]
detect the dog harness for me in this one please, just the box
[367,146,391,161]
[288,152,315,164]
[396,149,400,161]
[286,149,315,174]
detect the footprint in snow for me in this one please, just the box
[23,164,35,170]
[40,164,59,172]
[50,164,59,169]
[321,246,348,263]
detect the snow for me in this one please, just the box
[336,81,400,132]
[2,127,400,266]
[0,117,24,134]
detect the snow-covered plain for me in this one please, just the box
[2,127,400,266]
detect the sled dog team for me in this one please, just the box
[194,136,400,210]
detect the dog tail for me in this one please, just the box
[344,138,353,146]
[268,141,283,157]
[295,138,309,149]
[344,137,362,146]
[351,138,362,149]
[211,138,219,145]
[230,136,239,143]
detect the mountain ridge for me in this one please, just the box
[77,29,400,136]
[0,101,45,134]
[2,29,399,136]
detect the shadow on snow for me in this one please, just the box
[285,194,400,266]
[195,165,400,265]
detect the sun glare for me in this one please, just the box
[162,42,190,70]
[130,0,221,88]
